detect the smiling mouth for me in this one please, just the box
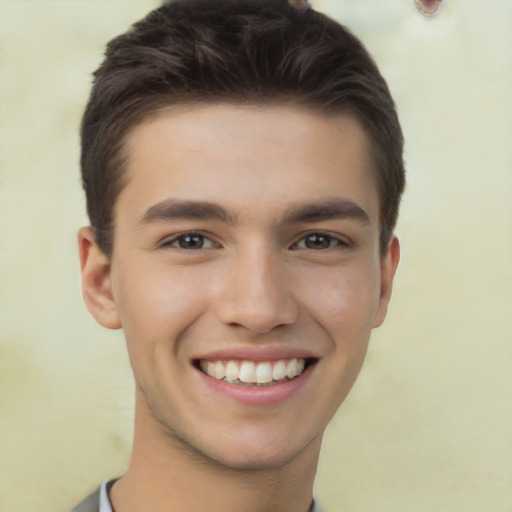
[197,358,314,387]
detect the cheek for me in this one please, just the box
[302,265,381,336]
[310,271,379,404]
[111,263,209,353]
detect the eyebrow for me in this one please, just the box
[140,199,235,224]
[282,198,371,225]
[140,197,370,226]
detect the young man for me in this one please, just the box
[74,0,404,510]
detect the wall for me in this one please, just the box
[1,1,510,510]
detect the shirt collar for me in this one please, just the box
[98,481,113,512]
[98,480,322,512]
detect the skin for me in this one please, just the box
[79,104,400,512]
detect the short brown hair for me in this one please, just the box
[81,0,405,257]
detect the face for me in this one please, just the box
[80,104,399,471]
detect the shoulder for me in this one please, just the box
[69,487,100,512]
[310,498,324,512]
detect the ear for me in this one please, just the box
[373,236,400,328]
[78,227,121,329]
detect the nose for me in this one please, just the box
[214,245,298,334]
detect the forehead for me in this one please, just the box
[118,103,379,224]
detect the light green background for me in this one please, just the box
[1,1,511,511]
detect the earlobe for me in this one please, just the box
[373,236,400,328]
[78,227,122,329]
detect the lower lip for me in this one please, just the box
[197,364,314,406]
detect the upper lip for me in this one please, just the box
[193,346,319,362]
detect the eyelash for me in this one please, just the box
[291,232,350,251]
[160,232,220,250]
[160,231,349,251]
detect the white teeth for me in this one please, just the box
[199,358,308,385]
[286,358,298,379]
[206,361,215,377]
[239,361,257,383]
[225,361,239,383]
[256,362,273,384]
[272,360,286,380]
[214,360,226,380]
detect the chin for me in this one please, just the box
[205,448,306,472]
[182,427,322,473]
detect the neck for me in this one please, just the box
[110,393,322,512]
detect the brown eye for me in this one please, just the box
[162,233,219,250]
[291,232,349,251]
[160,232,219,251]
[177,234,205,249]
[303,234,332,250]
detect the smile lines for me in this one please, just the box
[199,358,307,386]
